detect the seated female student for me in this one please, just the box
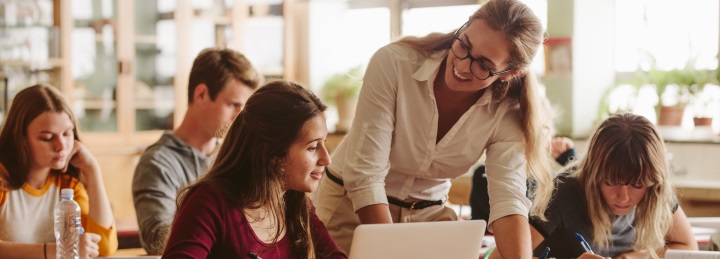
[493,113,697,259]
[162,81,347,259]
[0,84,118,258]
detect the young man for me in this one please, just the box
[132,48,262,255]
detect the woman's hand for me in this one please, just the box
[610,251,650,259]
[63,140,101,182]
[78,232,101,259]
[577,252,610,259]
[550,137,574,159]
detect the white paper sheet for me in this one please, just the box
[665,249,720,259]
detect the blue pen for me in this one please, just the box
[538,247,551,259]
[575,233,594,254]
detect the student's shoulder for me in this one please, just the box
[187,183,224,201]
[53,172,83,190]
[0,162,9,192]
[552,172,584,199]
[137,135,190,166]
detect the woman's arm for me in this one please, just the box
[68,141,114,228]
[489,226,608,259]
[356,204,393,224]
[491,215,532,259]
[340,45,400,217]
[660,207,698,255]
[610,207,697,259]
[67,141,118,256]
[490,218,545,259]
[484,107,534,258]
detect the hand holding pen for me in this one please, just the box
[575,233,594,254]
[538,247,550,259]
[575,233,611,259]
[577,254,610,259]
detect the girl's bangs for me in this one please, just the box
[599,146,659,187]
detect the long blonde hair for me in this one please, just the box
[574,113,674,258]
[397,0,553,218]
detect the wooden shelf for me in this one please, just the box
[91,34,157,45]
[135,34,158,45]
[134,100,174,110]
[81,99,174,110]
[81,100,116,110]
[0,24,55,28]
[0,58,63,68]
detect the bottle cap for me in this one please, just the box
[61,188,74,199]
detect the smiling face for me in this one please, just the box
[599,182,649,216]
[444,19,515,92]
[283,114,331,193]
[26,111,75,171]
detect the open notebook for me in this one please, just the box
[348,220,486,259]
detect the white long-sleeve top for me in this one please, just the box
[328,43,531,228]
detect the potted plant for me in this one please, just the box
[321,66,364,133]
[651,69,691,126]
[685,69,718,126]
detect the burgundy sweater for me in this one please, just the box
[162,184,347,259]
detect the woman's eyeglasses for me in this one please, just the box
[450,22,514,80]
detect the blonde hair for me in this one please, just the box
[397,0,553,218]
[573,113,674,258]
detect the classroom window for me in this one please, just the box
[614,0,719,72]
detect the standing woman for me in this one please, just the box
[0,84,118,258]
[162,81,346,259]
[314,0,553,258]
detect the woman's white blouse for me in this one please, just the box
[327,43,531,229]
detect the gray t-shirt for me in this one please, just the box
[132,132,213,254]
[529,173,678,259]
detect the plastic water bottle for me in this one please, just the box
[54,188,83,259]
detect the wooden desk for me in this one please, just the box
[97,248,158,258]
[116,217,141,249]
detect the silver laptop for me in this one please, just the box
[348,220,487,259]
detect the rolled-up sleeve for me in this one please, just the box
[484,107,531,232]
[339,45,399,212]
[133,158,177,254]
[73,182,119,256]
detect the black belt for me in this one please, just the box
[325,168,345,186]
[324,168,444,210]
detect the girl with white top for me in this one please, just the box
[0,84,118,259]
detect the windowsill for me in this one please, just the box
[571,126,720,144]
[658,126,720,144]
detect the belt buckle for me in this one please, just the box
[409,201,418,210]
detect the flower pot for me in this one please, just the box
[693,117,713,126]
[658,106,685,126]
[334,95,358,133]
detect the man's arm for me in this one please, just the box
[132,159,179,255]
